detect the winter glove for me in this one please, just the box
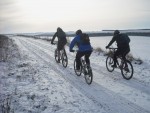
[51,42,54,45]
[70,50,75,52]
[105,46,109,49]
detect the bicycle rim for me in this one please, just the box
[74,59,82,76]
[121,60,134,80]
[85,67,93,85]
[62,53,68,68]
[106,56,115,72]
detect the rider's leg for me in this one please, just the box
[84,51,92,67]
[76,52,84,70]
[58,41,66,62]
[57,43,62,62]
[63,46,66,55]
[122,48,130,67]
[113,53,118,67]
[58,50,61,61]
[113,49,121,67]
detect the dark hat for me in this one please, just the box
[114,30,120,35]
[57,27,62,32]
[76,29,82,35]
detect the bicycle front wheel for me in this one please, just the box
[121,60,134,80]
[106,56,115,72]
[74,59,82,76]
[62,52,68,68]
[85,66,93,85]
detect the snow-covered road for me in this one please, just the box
[1,36,150,113]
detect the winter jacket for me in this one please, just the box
[51,30,67,44]
[70,35,93,52]
[107,34,130,48]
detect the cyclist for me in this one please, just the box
[106,30,130,68]
[69,29,93,70]
[51,27,67,63]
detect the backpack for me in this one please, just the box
[80,33,90,44]
[118,34,130,46]
[57,31,67,44]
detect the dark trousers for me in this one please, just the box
[76,51,92,69]
[57,41,66,50]
[114,47,130,66]
[57,41,66,60]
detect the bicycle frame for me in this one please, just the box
[108,48,124,69]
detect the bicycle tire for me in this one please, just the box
[106,56,115,72]
[74,59,82,76]
[121,60,134,80]
[62,52,68,68]
[85,66,93,85]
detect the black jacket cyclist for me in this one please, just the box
[51,27,67,62]
[106,30,130,67]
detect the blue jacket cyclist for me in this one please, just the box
[70,29,93,70]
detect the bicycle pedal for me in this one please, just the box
[57,60,60,63]
[76,70,81,73]
[111,65,117,68]
[84,71,88,75]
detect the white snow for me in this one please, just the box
[0,36,150,113]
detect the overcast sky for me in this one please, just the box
[0,0,150,34]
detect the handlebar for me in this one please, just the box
[51,41,58,45]
[106,47,118,50]
[70,50,78,52]
[71,49,93,53]
[51,43,57,45]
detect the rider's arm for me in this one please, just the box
[51,32,57,44]
[69,36,78,51]
[107,36,116,47]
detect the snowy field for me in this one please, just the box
[0,36,150,113]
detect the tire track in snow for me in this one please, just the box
[92,64,150,111]
[92,63,150,95]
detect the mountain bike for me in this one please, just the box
[53,43,68,68]
[106,47,134,80]
[73,51,93,85]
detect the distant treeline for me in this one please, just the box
[16,30,150,38]
[68,32,150,37]
[124,32,150,36]
[101,29,150,37]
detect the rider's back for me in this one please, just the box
[56,31,66,42]
[116,34,130,48]
[77,34,92,52]
[80,33,90,45]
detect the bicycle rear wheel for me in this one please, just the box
[74,59,82,76]
[84,66,93,85]
[121,60,134,80]
[106,56,115,72]
[62,52,68,68]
